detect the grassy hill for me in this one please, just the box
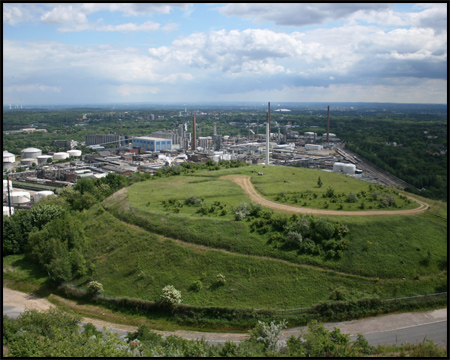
[69,165,446,310]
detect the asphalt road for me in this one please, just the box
[4,304,446,347]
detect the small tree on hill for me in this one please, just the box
[317,176,323,188]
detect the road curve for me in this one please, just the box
[3,287,446,347]
[220,175,429,216]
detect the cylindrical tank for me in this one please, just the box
[3,180,13,193]
[67,149,82,157]
[37,155,53,164]
[53,152,69,160]
[3,206,14,216]
[3,150,15,163]
[333,162,345,173]
[34,190,55,202]
[10,191,31,205]
[21,147,42,159]
[342,164,356,175]
[21,158,36,166]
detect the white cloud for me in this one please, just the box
[96,21,160,32]
[3,4,37,25]
[40,5,88,25]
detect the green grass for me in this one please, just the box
[72,207,442,309]
[104,166,446,280]
[5,164,445,315]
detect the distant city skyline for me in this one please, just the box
[3,3,447,105]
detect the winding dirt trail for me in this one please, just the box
[220,175,429,216]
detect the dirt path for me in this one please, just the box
[220,175,429,216]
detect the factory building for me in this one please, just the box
[305,144,323,151]
[132,137,172,152]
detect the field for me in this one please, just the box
[67,165,447,310]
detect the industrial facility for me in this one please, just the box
[3,103,372,216]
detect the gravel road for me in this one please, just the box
[220,175,429,216]
[3,287,446,346]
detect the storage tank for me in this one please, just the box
[10,191,31,205]
[3,206,14,216]
[3,180,13,193]
[37,155,53,164]
[21,158,36,166]
[3,150,15,163]
[34,190,55,202]
[333,162,345,173]
[342,163,356,175]
[53,152,69,160]
[21,147,42,159]
[67,149,82,157]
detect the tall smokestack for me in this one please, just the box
[326,105,330,144]
[192,116,196,151]
[266,102,270,165]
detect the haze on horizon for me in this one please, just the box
[3,3,447,106]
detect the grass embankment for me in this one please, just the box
[3,165,446,331]
[82,165,446,307]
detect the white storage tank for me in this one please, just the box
[34,190,55,202]
[3,150,15,163]
[37,155,53,164]
[342,163,356,175]
[21,158,36,166]
[3,180,13,193]
[67,149,82,157]
[21,147,42,159]
[333,162,345,173]
[53,152,69,160]
[3,206,14,216]
[10,191,31,205]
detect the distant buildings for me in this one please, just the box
[132,137,172,152]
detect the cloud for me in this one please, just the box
[40,4,88,25]
[5,84,62,93]
[3,3,40,25]
[96,21,160,32]
[217,3,392,27]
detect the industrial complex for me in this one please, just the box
[4,103,392,216]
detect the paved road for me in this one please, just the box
[4,303,446,347]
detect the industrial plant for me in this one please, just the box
[3,103,369,215]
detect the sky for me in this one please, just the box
[3,3,447,105]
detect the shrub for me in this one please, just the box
[185,196,203,206]
[215,274,226,286]
[286,231,303,247]
[86,281,103,296]
[346,192,358,203]
[160,285,182,306]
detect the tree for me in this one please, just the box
[317,176,323,188]
[250,319,287,353]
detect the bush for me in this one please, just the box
[86,281,103,296]
[160,285,182,306]
[346,192,358,203]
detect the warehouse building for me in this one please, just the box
[132,137,172,152]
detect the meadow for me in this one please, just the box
[81,165,447,309]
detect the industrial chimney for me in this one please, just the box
[266,102,270,165]
[192,116,197,151]
[326,106,330,144]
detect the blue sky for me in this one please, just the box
[3,3,447,105]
